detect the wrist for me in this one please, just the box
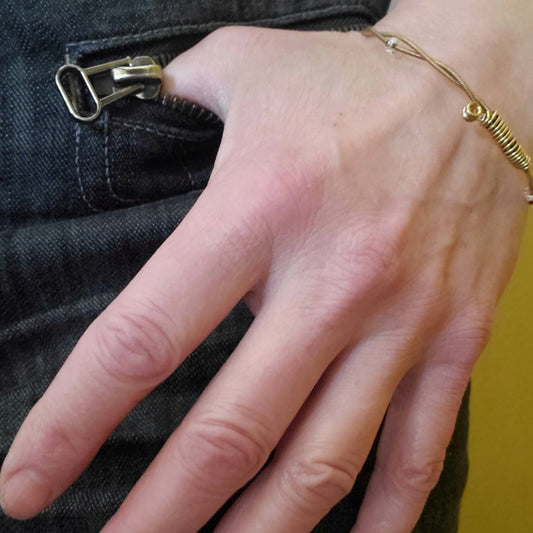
[376,0,533,143]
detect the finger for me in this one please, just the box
[351,313,486,533]
[100,282,352,533]
[211,332,414,533]
[163,26,262,119]
[0,181,270,519]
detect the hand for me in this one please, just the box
[1,3,531,532]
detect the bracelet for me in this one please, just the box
[363,27,533,204]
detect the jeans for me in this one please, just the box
[0,0,468,531]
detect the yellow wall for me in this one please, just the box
[459,214,533,532]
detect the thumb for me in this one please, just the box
[162,26,257,121]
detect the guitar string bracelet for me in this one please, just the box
[362,27,533,204]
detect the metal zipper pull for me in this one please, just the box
[55,56,162,122]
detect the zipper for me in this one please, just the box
[56,56,162,122]
[55,23,365,124]
[55,53,220,125]
[155,92,221,125]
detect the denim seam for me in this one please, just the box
[103,118,197,204]
[76,116,203,208]
[109,118,214,143]
[116,119,197,191]
[109,119,197,189]
[65,4,374,54]
[75,122,102,213]
[104,112,141,204]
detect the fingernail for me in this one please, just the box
[0,468,52,519]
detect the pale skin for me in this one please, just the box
[1,0,532,531]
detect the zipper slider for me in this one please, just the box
[55,56,162,122]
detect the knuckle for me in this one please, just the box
[210,156,325,264]
[460,304,494,352]
[402,269,449,334]
[204,176,279,273]
[221,205,273,267]
[234,152,325,220]
[181,411,272,488]
[201,209,272,285]
[386,455,444,496]
[281,454,360,512]
[443,303,495,368]
[245,162,323,233]
[93,302,179,387]
[332,227,401,303]
[414,267,448,312]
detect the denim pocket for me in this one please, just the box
[74,97,222,212]
[66,8,373,212]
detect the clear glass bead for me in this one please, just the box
[385,37,399,54]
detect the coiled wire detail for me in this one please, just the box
[365,28,533,203]
[463,102,531,174]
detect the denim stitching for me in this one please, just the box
[75,122,101,212]
[104,112,140,204]
[112,119,202,190]
[66,36,102,213]
[107,118,197,202]
[65,4,374,53]
[109,119,214,142]
[104,112,110,189]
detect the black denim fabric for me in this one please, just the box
[0,0,468,531]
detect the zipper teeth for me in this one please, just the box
[153,53,221,125]
[156,92,221,125]
[155,52,176,69]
